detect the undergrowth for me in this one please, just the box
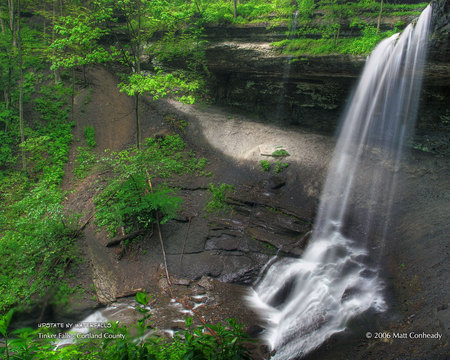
[0,82,79,312]
[0,292,254,359]
[204,183,235,215]
[95,135,209,236]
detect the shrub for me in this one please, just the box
[83,126,96,148]
[275,161,289,173]
[204,183,235,214]
[272,149,290,157]
[74,146,97,179]
[260,160,271,171]
[95,135,208,236]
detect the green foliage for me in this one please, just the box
[34,83,72,124]
[50,13,112,71]
[0,131,14,168]
[275,161,289,174]
[297,0,315,19]
[197,0,294,24]
[272,148,290,157]
[204,183,235,215]
[273,24,396,56]
[50,282,81,309]
[95,135,207,236]
[0,180,80,312]
[0,79,78,312]
[119,71,202,105]
[260,160,271,171]
[74,146,97,179]
[83,126,96,148]
[269,0,427,56]
[0,309,14,337]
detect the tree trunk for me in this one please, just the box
[106,230,146,247]
[233,0,238,19]
[135,0,142,149]
[43,1,46,43]
[377,0,384,34]
[17,0,26,171]
[8,0,15,47]
[0,8,5,34]
[1,8,8,132]
[7,0,15,112]
[135,94,141,148]
[52,0,59,83]
[71,67,75,123]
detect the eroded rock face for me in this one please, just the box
[205,38,363,133]
[161,184,312,284]
[203,19,449,148]
[430,0,450,62]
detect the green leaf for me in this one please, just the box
[135,291,150,306]
[0,309,14,336]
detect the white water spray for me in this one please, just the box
[249,5,432,359]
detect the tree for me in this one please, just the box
[50,10,112,122]
[96,0,205,148]
[17,0,25,170]
[377,0,384,34]
[0,0,26,170]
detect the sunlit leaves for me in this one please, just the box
[50,13,112,71]
[118,72,201,104]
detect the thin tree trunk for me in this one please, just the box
[7,0,15,113]
[43,1,46,43]
[145,170,171,286]
[335,26,340,46]
[0,13,5,127]
[135,0,142,149]
[233,0,237,19]
[2,6,9,121]
[17,0,26,171]
[52,0,59,83]
[135,94,141,148]
[377,0,384,34]
[71,67,75,123]
[0,8,5,34]
[8,0,15,47]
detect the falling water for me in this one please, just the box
[275,10,299,121]
[249,5,432,359]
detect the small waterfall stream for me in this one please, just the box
[249,5,432,359]
[275,10,299,121]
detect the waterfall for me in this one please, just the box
[275,10,299,121]
[248,5,432,359]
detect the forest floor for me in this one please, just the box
[59,66,448,359]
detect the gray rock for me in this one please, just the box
[198,276,214,290]
[436,304,450,336]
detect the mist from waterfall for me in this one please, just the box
[249,5,432,359]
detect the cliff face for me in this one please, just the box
[430,0,449,62]
[204,8,449,151]
[205,27,364,133]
